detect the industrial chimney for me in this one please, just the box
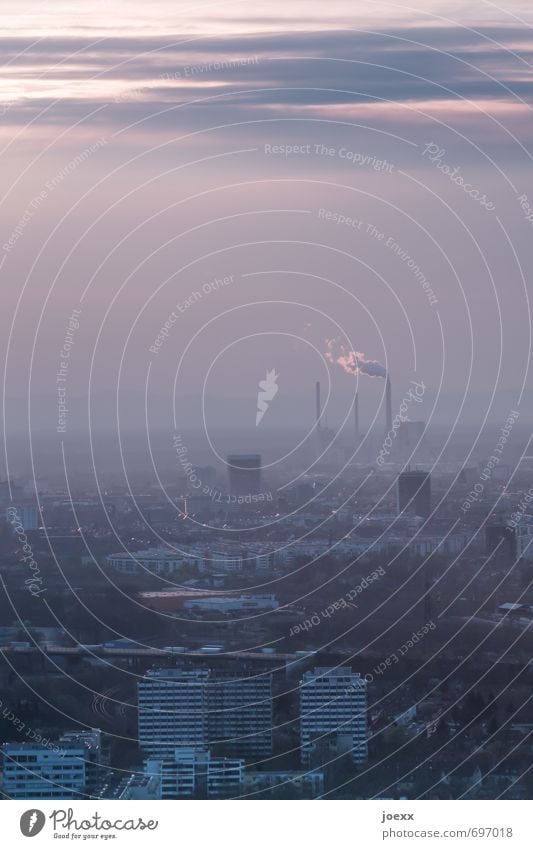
[315,381,324,457]
[385,376,392,433]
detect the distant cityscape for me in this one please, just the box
[1,403,532,800]
[2,1,532,814]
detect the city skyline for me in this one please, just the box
[1,0,533,819]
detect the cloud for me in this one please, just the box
[3,25,533,100]
[2,24,532,156]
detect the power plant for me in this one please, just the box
[323,341,392,447]
[314,375,392,452]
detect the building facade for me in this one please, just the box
[138,668,209,756]
[1,732,102,800]
[138,667,273,759]
[145,748,244,798]
[300,667,368,765]
[208,673,273,757]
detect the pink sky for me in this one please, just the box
[1,1,532,434]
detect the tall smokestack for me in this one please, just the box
[385,376,392,433]
[354,392,360,442]
[315,381,322,457]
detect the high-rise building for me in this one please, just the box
[138,668,209,756]
[209,673,273,757]
[226,454,262,496]
[299,667,367,765]
[397,470,431,518]
[138,668,273,758]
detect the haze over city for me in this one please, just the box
[1,0,533,822]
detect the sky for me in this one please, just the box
[1,0,532,441]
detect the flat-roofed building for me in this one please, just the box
[138,667,273,759]
[300,667,367,765]
[145,748,243,798]
[1,732,102,799]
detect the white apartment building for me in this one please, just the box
[2,741,92,799]
[137,667,273,758]
[138,668,209,756]
[300,667,368,765]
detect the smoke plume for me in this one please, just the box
[325,339,387,379]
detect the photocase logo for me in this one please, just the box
[20,810,46,837]
[256,368,279,425]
